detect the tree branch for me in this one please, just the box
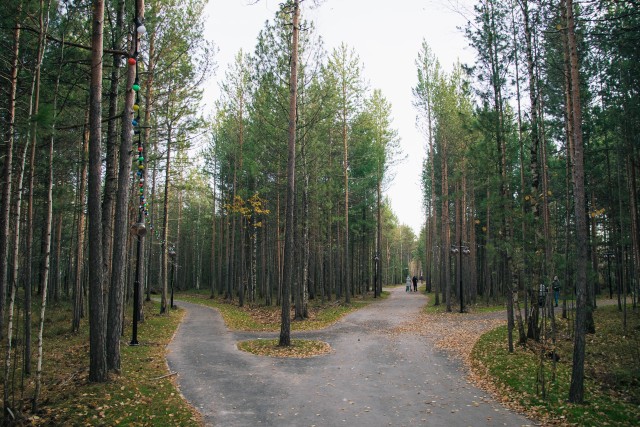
[21,25,129,56]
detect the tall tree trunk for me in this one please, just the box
[147,126,160,307]
[107,0,140,370]
[34,16,62,398]
[486,0,513,342]
[0,1,22,343]
[29,0,50,407]
[295,85,308,318]
[228,208,236,301]
[52,214,62,301]
[225,196,232,299]
[428,127,436,296]
[279,0,299,347]
[455,185,462,311]
[12,106,30,377]
[87,0,108,383]
[565,0,589,404]
[510,0,528,341]
[160,121,173,314]
[298,140,310,319]
[102,0,125,287]
[210,158,217,298]
[628,157,640,307]
[342,85,351,305]
[218,190,225,296]
[538,65,552,278]
[238,97,245,306]
[2,4,23,399]
[2,225,19,419]
[176,185,184,297]
[38,0,65,306]
[442,136,451,311]
[376,165,382,297]
[250,211,257,302]
[73,113,90,332]
[521,0,543,341]
[239,214,246,307]
[424,52,437,298]
[469,180,478,301]
[3,129,28,415]
[143,30,156,313]
[261,219,268,304]
[561,8,574,321]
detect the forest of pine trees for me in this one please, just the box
[0,0,638,418]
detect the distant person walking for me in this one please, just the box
[406,275,411,292]
[412,276,418,292]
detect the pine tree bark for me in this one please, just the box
[12,95,30,375]
[34,16,61,399]
[38,0,66,312]
[107,2,139,370]
[102,0,125,288]
[52,214,62,301]
[342,81,351,305]
[520,0,544,341]
[87,0,108,383]
[3,182,24,414]
[628,157,640,301]
[510,0,528,340]
[27,0,50,385]
[142,30,156,313]
[442,136,451,311]
[565,0,589,404]
[376,164,382,297]
[279,0,299,347]
[0,1,22,342]
[210,157,218,298]
[235,95,245,307]
[2,5,23,396]
[73,113,89,332]
[430,127,439,304]
[160,121,173,314]
[299,139,310,319]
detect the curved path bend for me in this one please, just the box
[166,287,534,426]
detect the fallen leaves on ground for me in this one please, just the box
[393,310,506,366]
[391,310,543,422]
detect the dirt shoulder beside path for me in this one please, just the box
[166,288,534,426]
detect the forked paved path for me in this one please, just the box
[166,287,534,426]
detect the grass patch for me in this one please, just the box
[175,290,388,332]
[472,305,639,426]
[237,338,331,358]
[3,300,199,426]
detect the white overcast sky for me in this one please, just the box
[202,0,475,235]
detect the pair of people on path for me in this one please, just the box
[538,276,561,307]
[405,275,418,292]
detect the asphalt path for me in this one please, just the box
[166,287,534,426]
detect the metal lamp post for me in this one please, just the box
[129,221,146,346]
[169,245,176,309]
[373,254,380,298]
[451,240,471,313]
